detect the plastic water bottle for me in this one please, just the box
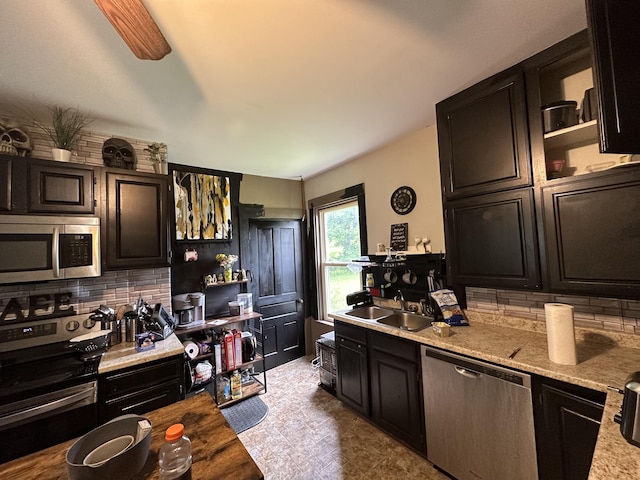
[158,423,192,480]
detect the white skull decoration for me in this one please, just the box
[102,137,136,169]
[0,117,33,157]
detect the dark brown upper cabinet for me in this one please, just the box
[0,155,95,214]
[541,166,640,298]
[587,0,640,154]
[102,169,170,270]
[27,160,95,214]
[0,156,11,212]
[444,188,540,290]
[437,66,532,200]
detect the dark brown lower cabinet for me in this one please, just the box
[369,331,424,453]
[335,321,424,454]
[98,355,183,423]
[533,376,605,480]
[335,321,369,417]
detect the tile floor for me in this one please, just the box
[238,355,449,480]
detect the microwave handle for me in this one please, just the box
[52,227,60,278]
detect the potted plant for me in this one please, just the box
[144,142,168,174]
[38,106,93,161]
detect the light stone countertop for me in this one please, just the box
[329,308,640,480]
[98,332,184,374]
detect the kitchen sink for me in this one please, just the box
[377,312,431,332]
[344,306,393,320]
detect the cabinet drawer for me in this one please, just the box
[334,321,367,344]
[101,356,182,398]
[369,330,418,363]
[102,380,182,421]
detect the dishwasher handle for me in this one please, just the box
[454,365,481,379]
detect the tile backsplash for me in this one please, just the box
[466,286,640,335]
[0,268,171,319]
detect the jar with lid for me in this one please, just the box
[158,423,192,480]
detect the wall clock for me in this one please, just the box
[390,186,416,215]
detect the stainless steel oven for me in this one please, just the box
[0,215,100,284]
[0,314,102,463]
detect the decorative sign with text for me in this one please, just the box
[390,223,408,251]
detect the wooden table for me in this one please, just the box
[0,394,263,480]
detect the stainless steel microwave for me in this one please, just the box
[0,215,100,284]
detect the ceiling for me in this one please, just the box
[1,1,587,180]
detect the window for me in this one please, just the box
[311,185,367,319]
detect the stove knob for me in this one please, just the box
[65,320,80,331]
[83,317,96,329]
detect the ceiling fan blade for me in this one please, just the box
[94,0,171,60]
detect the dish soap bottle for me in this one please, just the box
[231,370,242,400]
[158,423,192,480]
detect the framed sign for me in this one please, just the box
[173,171,232,240]
[390,223,408,251]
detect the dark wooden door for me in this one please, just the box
[250,219,305,369]
[27,160,95,214]
[369,331,423,453]
[437,66,531,199]
[103,170,169,270]
[445,188,540,289]
[534,379,605,480]
[335,322,369,417]
[587,0,640,153]
[0,156,10,212]
[542,168,640,297]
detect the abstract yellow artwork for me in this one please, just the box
[173,171,232,240]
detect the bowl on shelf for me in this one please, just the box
[542,101,578,133]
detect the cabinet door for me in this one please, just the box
[445,188,540,289]
[335,322,369,417]
[437,67,531,199]
[27,160,94,214]
[369,332,423,453]
[542,168,640,297]
[587,0,640,153]
[534,380,605,480]
[0,156,10,212]
[104,170,169,269]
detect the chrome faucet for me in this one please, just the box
[394,290,407,311]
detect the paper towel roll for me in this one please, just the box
[183,341,199,359]
[544,303,577,365]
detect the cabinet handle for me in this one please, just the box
[52,227,60,278]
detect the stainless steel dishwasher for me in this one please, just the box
[421,346,538,480]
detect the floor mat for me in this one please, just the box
[220,395,269,434]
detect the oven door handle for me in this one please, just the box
[0,386,96,429]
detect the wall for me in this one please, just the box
[304,125,445,254]
[0,121,171,319]
[0,268,171,319]
[240,174,304,219]
[302,125,444,353]
[3,116,160,174]
[466,287,640,336]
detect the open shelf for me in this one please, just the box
[219,354,264,375]
[204,279,248,288]
[544,120,598,150]
[217,378,265,409]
